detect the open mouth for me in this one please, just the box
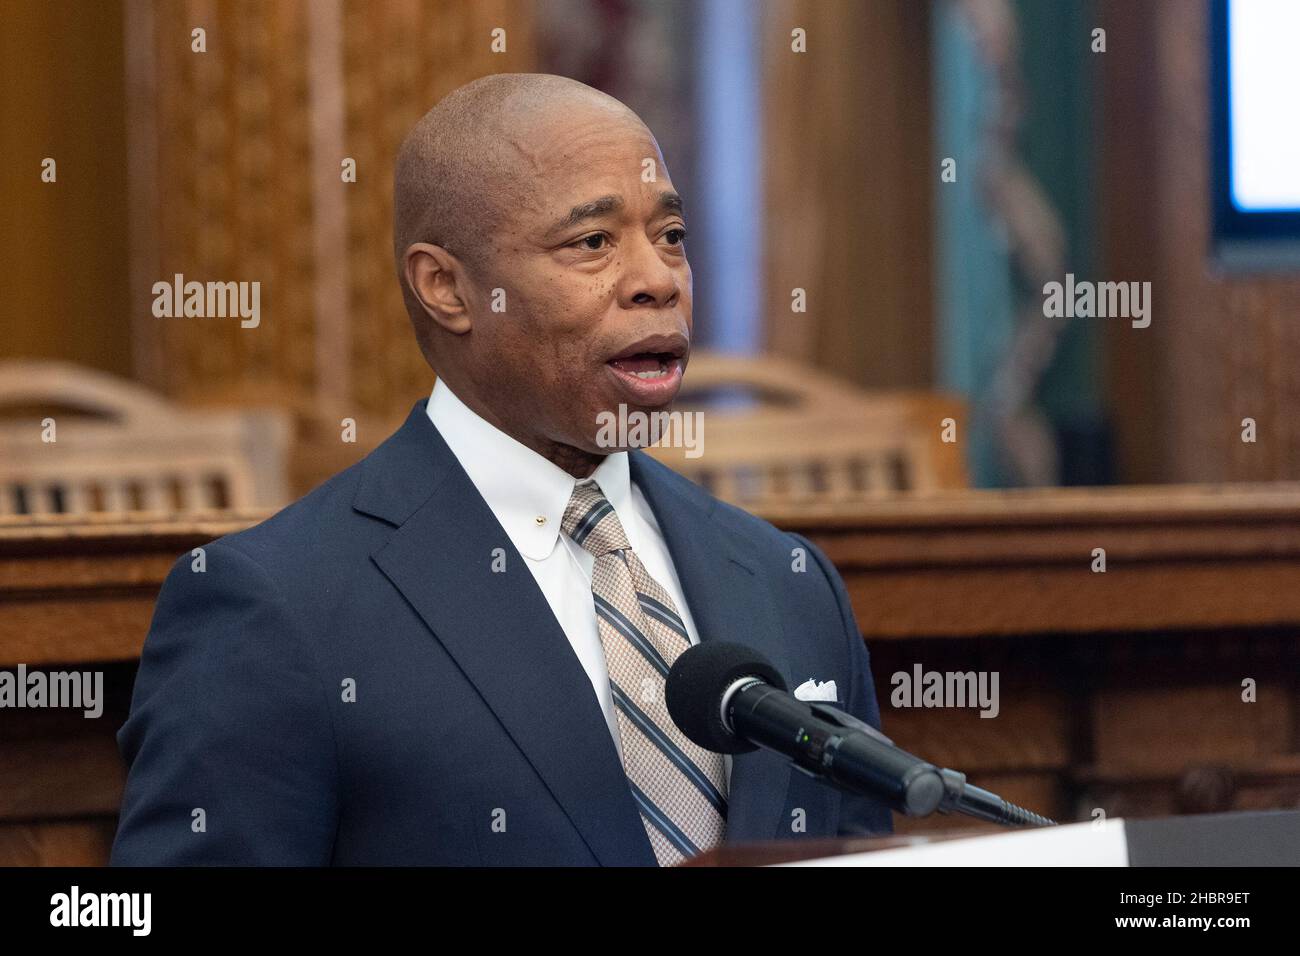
[604,335,688,406]
[607,352,679,380]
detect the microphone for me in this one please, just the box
[665,641,1055,827]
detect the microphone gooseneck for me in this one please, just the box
[666,641,1056,828]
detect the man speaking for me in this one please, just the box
[110,73,892,866]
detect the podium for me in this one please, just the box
[684,810,1300,866]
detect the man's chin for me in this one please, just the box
[590,402,685,455]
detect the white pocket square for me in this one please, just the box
[793,678,838,702]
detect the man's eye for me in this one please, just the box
[664,227,688,245]
[571,233,607,251]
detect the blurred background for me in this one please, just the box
[5,0,1300,502]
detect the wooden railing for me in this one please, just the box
[4,484,1300,863]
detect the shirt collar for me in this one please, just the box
[426,379,634,560]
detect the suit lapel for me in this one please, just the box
[629,452,795,844]
[355,402,655,866]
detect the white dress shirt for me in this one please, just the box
[426,379,731,791]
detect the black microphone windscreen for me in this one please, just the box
[666,641,788,755]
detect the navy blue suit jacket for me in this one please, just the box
[110,399,893,865]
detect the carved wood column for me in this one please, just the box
[124,0,537,492]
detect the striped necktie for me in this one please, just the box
[562,480,728,866]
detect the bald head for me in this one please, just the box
[392,72,692,478]
[393,74,643,297]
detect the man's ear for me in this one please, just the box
[403,242,473,334]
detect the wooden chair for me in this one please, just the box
[643,352,967,508]
[0,361,290,516]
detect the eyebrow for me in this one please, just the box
[545,191,684,238]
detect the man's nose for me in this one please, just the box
[619,234,681,308]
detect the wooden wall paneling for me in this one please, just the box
[308,0,351,422]
[1093,685,1290,773]
[761,0,933,390]
[0,0,132,375]
[0,821,119,868]
[1102,0,1300,484]
[127,1,538,495]
[339,0,539,428]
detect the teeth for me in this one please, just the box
[634,368,666,379]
